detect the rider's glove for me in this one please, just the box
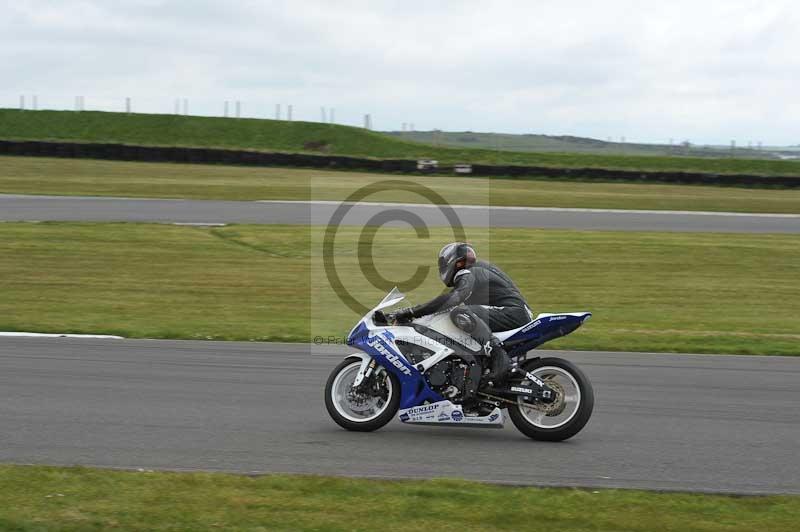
[390,307,415,324]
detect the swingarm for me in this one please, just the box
[482,364,557,404]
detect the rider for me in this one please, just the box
[388,242,532,384]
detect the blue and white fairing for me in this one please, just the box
[346,288,444,410]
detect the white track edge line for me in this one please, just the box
[254,200,800,219]
[0,332,125,339]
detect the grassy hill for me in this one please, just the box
[387,130,773,159]
[1,109,799,176]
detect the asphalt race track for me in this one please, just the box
[2,194,800,232]
[2,192,798,495]
[1,337,798,495]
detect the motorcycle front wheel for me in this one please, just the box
[325,357,400,432]
[507,357,594,441]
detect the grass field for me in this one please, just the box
[4,156,800,213]
[2,109,800,176]
[2,222,798,355]
[2,465,798,532]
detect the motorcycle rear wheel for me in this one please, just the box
[325,357,400,432]
[507,357,594,441]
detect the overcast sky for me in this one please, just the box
[2,0,798,144]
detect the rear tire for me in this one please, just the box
[325,357,400,432]
[507,357,594,441]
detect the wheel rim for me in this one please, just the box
[518,365,581,429]
[331,361,393,422]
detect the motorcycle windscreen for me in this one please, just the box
[372,287,405,313]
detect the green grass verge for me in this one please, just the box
[3,156,800,213]
[1,465,798,532]
[2,223,798,355]
[2,109,800,176]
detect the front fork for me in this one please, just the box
[352,358,376,388]
[352,357,388,395]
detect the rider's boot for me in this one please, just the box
[483,336,510,386]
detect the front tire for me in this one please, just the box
[325,357,400,432]
[507,357,594,441]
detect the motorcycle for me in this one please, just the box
[324,288,594,441]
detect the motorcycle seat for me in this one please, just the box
[494,322,534,342]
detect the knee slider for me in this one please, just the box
[450,307,477,333]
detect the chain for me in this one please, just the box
[477,391,517,406]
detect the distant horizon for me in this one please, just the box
[2,105,797,149]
